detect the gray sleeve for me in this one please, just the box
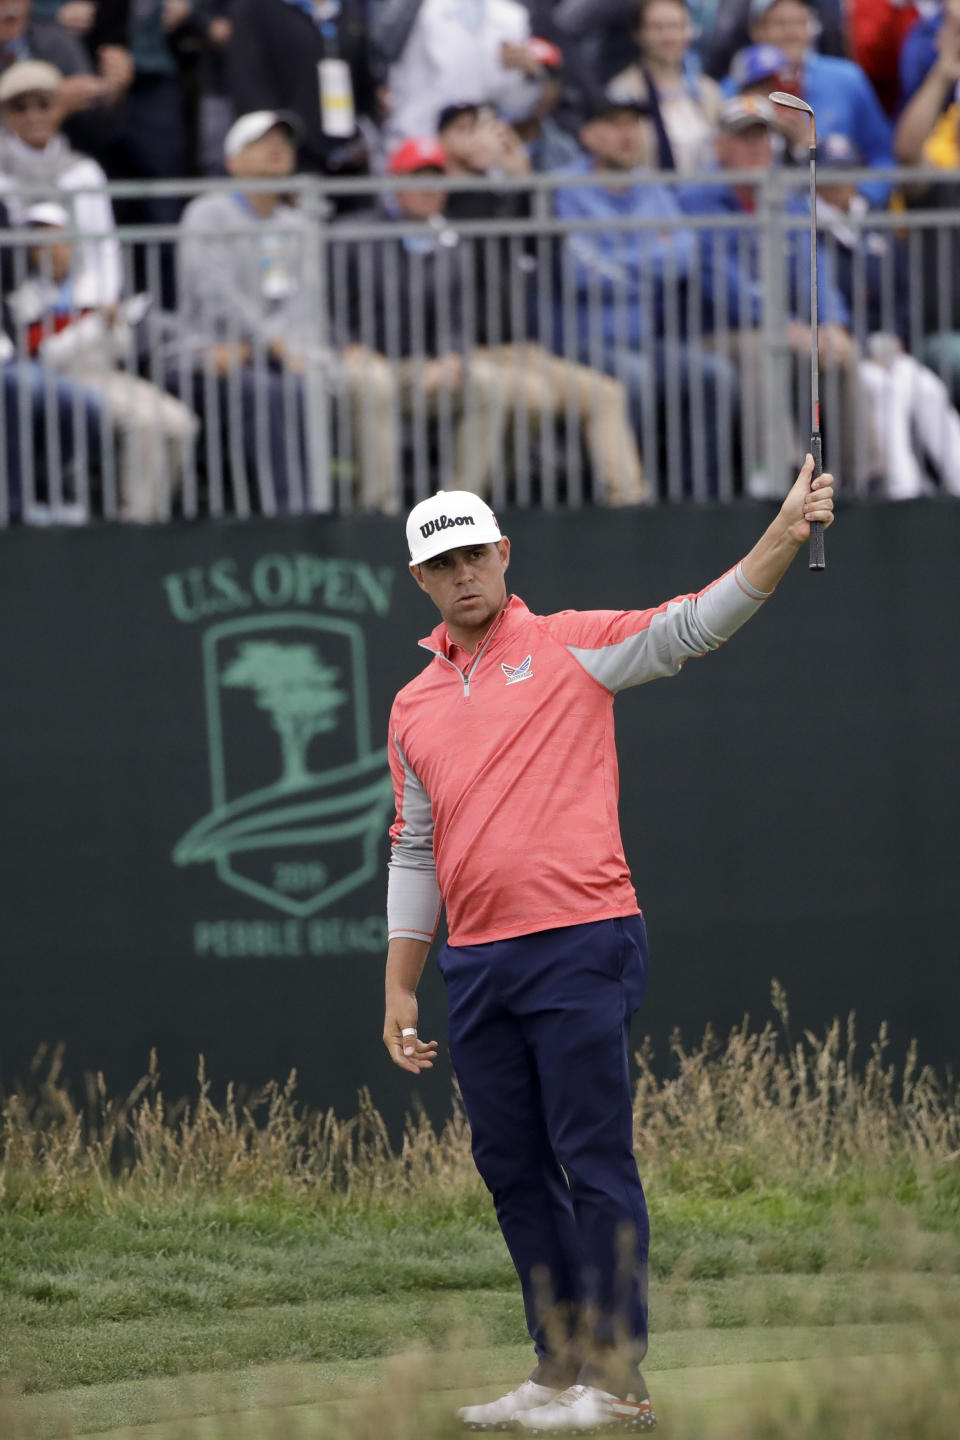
[387,735,442,943]
[566,564,770,692]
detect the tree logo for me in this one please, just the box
[222,642,348,791]
[173,614,393,916]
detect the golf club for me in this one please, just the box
[769,90,826,571]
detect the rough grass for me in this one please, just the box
[3,984,957,1218]
[2,984,959,1435]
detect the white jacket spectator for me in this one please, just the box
[0,60,120,304]
[385,0,541,145]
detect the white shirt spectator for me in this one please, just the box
[0,136,121,305]
[0,58,122,305]
[386,0,540,145]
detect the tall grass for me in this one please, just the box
[633,983,960,1200]
[1,984,958,1217]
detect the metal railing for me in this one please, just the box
[2,165,958,527]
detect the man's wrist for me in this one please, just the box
[385,981,417,1002]
[769,514,803,551]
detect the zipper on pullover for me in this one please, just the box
[419,606,509,699]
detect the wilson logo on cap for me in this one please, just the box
[419,514,476,540]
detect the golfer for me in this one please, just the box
[383,457,834,1433]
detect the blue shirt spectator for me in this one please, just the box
[554,158,698,349]
[555,154,699,348]
[552,84,738,497]
[724,0,896,206]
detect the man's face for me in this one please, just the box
[227,125,296,180]
[1,88,61,148]
[751,0,812,67]
[580,109,651,170]
[439,107,502,174]
[717,123,774,171]
[412,540,511,636]
[395,169,445,220]
[0,0,30,47]
[637,0,690,68]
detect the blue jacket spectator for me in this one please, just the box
[555,154,698,348]
[552,84,738,498]
[725,0,896,206]
[679,177,850,332]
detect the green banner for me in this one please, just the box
[1,503,957,1129]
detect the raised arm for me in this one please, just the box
[894,18,960,165]
[552,457,834,692]
[740,454,834,593]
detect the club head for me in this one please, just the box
[768,90,814,116]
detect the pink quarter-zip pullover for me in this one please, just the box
[387,565,769,948]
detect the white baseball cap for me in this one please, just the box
[406,491,505,567]
[224,109,303,159]
[25,202,70,228]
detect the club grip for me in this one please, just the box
[808,433,825,571]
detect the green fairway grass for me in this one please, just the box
[3,994,959,1436]
[5,1325,960,1439]
[3,1188,959,1393]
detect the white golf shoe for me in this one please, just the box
[457,1379,559,1430]
[515,1383,657,1432]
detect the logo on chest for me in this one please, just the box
[501,654,533,686]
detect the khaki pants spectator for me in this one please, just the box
[87,371,199,522]
[339,345,644,509]
[477,344,645,506]
[339,350,506,512]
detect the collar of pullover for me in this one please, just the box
[419,593,530,663]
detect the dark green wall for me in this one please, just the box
[1,501,957,1132]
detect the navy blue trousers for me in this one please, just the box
[439,916,650,1368]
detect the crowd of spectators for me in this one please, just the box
[2,0,960,520]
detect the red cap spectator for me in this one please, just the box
[387,137,447,174]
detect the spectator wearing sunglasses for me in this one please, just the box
[0,59,121,303]
[0,0,129,123]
